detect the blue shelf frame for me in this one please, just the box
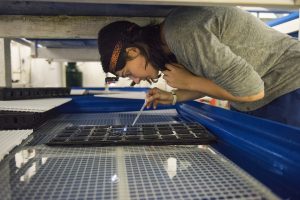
[267,12,299,27]
[177,101,300,200]
[57,87,174,113]
[267,11,299,38]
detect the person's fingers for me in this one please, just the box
[147,87,159,95]
[146,88,161,106]
[148,93,161,102]
[162,71,168,78]
[147,98,173,109]
[146,88,174,109]
[145,97,151,108]
[146,92,153,99]
[170,63,184,68]
[147,90,153,96]
[146,89,156,100]
[151,98,172,109]
[162,74,168,80]
[153,100,158,109]
[146,101,152,109]
[165,64,176,71]
[162,69,171,76]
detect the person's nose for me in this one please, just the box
[130,76,141,84]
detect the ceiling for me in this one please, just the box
[0,1,177,17]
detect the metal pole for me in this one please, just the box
[0,38,12,87]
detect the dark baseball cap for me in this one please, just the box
[97,21,139,75]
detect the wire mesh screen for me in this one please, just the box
[0,110,278,200]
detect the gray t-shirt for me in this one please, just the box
[163,6,300,111]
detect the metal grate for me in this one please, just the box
[0,98,72,112]
[0,145,278,200]
[0,130,33,161]
[0,110,55,130]
[0,110,279,200]
[0,87,70,100]
[124,146,276,200]
[47,123,216,146]
[30,110,182,145]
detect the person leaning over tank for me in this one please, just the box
[97,6,300,127]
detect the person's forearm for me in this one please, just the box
[175,89,205,102]
[187,76,264,102]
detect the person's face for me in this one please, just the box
[115,47,159,84]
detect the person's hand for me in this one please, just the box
[146,87,173,109]
[162,63,196,90]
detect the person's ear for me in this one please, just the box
[125,47,140,58]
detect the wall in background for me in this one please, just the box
[11,41,64,88]
[30,59,63,87]
[76,62,102,87]
[10,41,31,87]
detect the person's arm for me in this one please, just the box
[162,64,264,102]
[146,88,205,109]
[187,75,264,102]
[174,89,206,102]
[146,71,264,109]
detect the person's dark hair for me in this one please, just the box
[97,21,176,76]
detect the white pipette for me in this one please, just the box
[132,100,147,126]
